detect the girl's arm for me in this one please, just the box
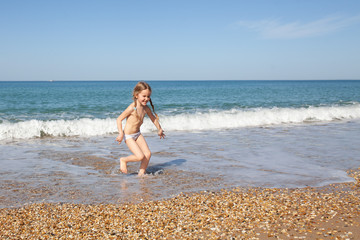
[145,106,165,139]
[116,104,134,144]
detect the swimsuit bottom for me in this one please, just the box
[124,132,141,142]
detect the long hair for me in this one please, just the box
[132,81,158,120]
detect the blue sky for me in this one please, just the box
[1,0,360,80]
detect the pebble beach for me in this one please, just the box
[2,0,360,235]
[2,81,360,239]
[1,169,359,239]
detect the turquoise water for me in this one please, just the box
[1,80,360,207]
[1,80,360,139]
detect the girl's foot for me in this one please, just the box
[120,158,128,174]
[138,170,146,176]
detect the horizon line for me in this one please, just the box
[1,79,360,82]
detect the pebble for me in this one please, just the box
[0,168,359,239]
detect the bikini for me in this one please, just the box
[124,107,143,142]
[124,131,141,142]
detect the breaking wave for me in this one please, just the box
[1,104,360,140]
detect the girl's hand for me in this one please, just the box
[116,134,124,144]
[158,129,165,139]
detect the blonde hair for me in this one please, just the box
[133,81,158,120]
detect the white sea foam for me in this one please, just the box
[0,118,116,140]
[155,104,360,132]
[1,104,360,140]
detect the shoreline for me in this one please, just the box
[1,169,359,239]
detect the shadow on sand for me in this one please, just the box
[146,159,187,175]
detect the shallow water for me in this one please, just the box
[1,81,360,208]
[1,120,359,208]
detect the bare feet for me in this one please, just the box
[138,169,146,177]
[120,158,128,174]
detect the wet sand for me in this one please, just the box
[0,138,223,208]
[1,169,359,239]
[2,126,359,209]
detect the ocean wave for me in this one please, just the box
[1,104,360,140]
[0,118,116,141]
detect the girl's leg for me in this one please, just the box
[135,135,151,176]
[120,138,146,174]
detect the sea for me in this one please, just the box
[1,80,360,208]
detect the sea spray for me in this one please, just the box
[1,104,359,140]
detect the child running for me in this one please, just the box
[116,81,165,176]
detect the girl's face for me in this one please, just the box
[136,89,151,106]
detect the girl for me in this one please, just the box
[116,81,165,176]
